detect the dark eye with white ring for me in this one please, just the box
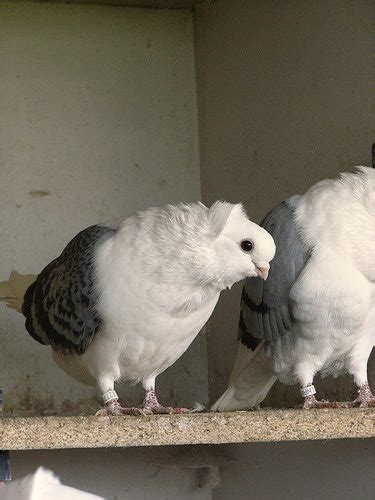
[240,240,254,252]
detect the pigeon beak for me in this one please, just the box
[255,263,270,280]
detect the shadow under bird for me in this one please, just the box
[0,201,275,415]
[212,167,375,411]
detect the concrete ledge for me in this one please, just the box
[0,408,373,450]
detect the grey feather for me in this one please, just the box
[239,197,311,351]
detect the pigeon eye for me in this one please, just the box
[240,240,253,252]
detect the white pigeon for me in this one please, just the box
[212,167,375,411]
[2,467,103,499]
[0,201,275,415]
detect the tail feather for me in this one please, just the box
[0,271,36,313]
[211,342,277,412]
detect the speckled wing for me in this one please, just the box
[239,196,310,352]
[22,224,117,354]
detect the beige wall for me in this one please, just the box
[10,446,214,499]
[0,2,206,416]
[195,0,375,405]
[9,439,375,500]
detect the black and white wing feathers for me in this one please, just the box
[22,224,117,354]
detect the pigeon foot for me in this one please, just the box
[348,383,375,408]
[95,399,150,416]
[95,391,190,416]
[141,404,189,415]
[96,405,189,416]
[301,395,346,409]
[140,389,190,415]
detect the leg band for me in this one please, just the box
[300,384,316,398]
[102,390,118,404]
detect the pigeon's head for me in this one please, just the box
[207,201,276,288]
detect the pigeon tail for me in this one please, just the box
[211,343,277,411]
[0,271,36,313]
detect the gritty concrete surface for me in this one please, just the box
[0,409,373,450]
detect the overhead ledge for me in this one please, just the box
[3,1,203,9]
[0,408,373,450]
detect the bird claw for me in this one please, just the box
[95,388,191,416]
[176,407,191,414]
[95,406,125,416]
[95,408,110,417]
[120,407,149,416]
[348,398,375,408]
[144,405,173,414]
[301,395,346,409]
[358,400,375,408]
[139,389,190,415]
[141,405,190,415]
[95,399,147,417]
[302,401,345,409]
[95,401,190,417]
[95,405,149,416]
[348,384,375,408]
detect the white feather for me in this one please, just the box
[2,467,103,499]
[212,342,277,411]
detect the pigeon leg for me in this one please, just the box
[302,394,344,409]
[95,389,149,416]
[346,346,374,407]
[139,388,189,415]
[139,378,189,414]
[96,398,149,416]
[96,391,188,416]
[349,383,375,408]
[95,385,189,416]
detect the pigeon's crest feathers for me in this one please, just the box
[208,201,247,236]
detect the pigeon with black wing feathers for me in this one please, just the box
[1,201,275,415]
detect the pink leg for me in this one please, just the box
[95,398,150,416]
[95,389,152,416]
[302,394,344,409]
[300,383,346,409]
[349,383,375,408]
[95,389,189,416]
[139,389,189,415]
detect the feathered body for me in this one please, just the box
[2,201,275,414]
[281,167,375,386]
[213,167,375,411]
[62,204,230,391]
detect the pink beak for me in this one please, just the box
[256,263,270,280]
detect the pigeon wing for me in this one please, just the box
[239,197,311,352]
[22,224,117,354]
